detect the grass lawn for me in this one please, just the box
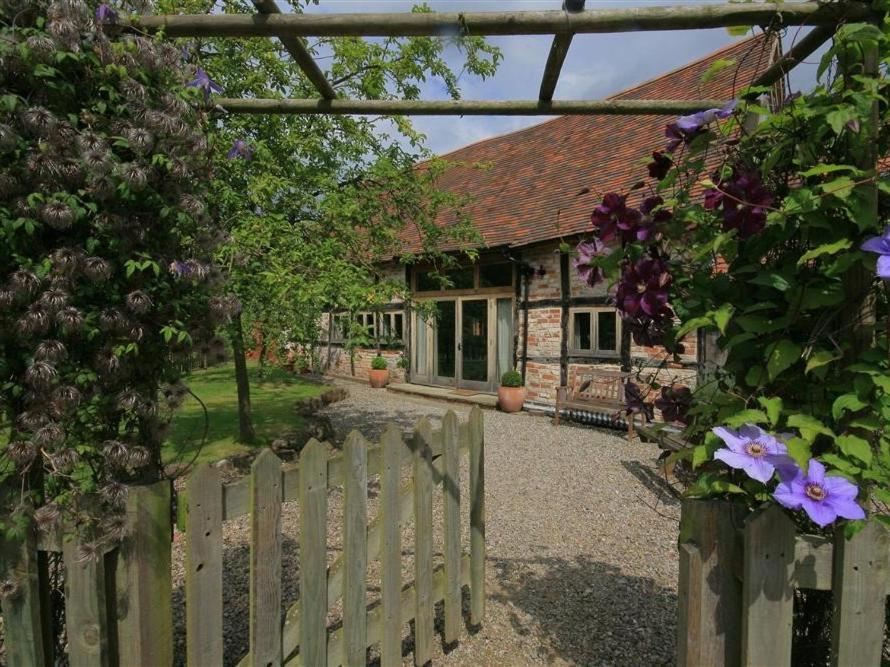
[163,362,331,467]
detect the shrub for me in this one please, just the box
[371,355,388,371]
[500,370,522,388]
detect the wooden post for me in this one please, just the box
[411,418,435,666]
[250,449,283,666]
[63,533,111,667]
[468,406,486,626]
[299,439,328,667]
[115,480,173,666]
[1,525,50,667]
[343,432,369,667]
[740,506,795,666]
[441,411,462,644]
[559,251,570,388]
[677,500,745,667]
[830,521,890,666]
[379,426,402,667]
[185,464,224,667]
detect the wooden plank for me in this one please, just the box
[677,500,745,667]
[379,425,403,667]
[793,534,832,590]
[323,555,472,667]
[216,97,731,117]
[299,439,329,667]
[132,4,869,38]
[250,449,283,666]
[740,505,795,666]
[441,411,462,644]
[343,432,369,667]
[468,406,486,626]
[751,24,834,89]
[539,33,573,102]
[63,532,110,667]
[185,464,224,667]
[412,417,435,666]
[1,527,50,667]
[830,521,890,666]
[115,480,173,666]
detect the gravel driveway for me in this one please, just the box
[171,380,681,666]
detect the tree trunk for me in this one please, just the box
[231,314,256,443]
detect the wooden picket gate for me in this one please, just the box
[0,407,485,666]
[678,500,889,666]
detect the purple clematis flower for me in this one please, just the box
[861,226,890,279]
[615,257,673,321]
[654,385,692,424]
[572,240,605,287]
[773,459,865,527]
[227,139,254,160]
[187,68,224,103]
[95,3,118,24]
[705,169,773,239]
[712,424,788,483]
[624,383,654,420]
[676,100,738,133]
[647,151,673,180]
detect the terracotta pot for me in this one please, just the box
[497,386,526,413]
[369,368,390,388]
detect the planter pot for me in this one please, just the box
[368,369,390,388]
[497,386,526,413]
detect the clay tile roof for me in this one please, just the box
[411,33,779,252]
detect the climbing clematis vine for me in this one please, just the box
[712,424,790,483]
[773,459,865,527]
[572,239,605,286]
[676,100,737,133]
[861,226,890,279]
[187,68,224,103]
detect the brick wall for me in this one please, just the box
[327,345,407,384]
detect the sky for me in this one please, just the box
[290,1,824,155]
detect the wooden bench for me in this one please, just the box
[554,370,646,441]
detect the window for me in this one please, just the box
[570,308,620,355]
[414,262,514,292]
[479,262,514,288]
[356,312,376,338]
[330,311,405,345]
[380,312,405,344]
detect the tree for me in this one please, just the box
[164,0,500,439]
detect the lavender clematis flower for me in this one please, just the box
[227,139,254,160]
[676,100,738,133]
[773,459,865,527]
[572,240,605,286]
[187,68,223,103]
[712,424,788,483]
[861,226,890,279]
[95,3,118,24]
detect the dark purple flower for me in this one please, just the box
[647,151,673,180]
[572,240,605,286]
[861,226,890,279]
[624,383,654,420]
[227,139,253,160]
[705,169,773,238]
[712,424,788,483]
[186,68,224,103]
[95,4,118,24]
[654,385,692,424]
[590,193,647,244]
[773,459,866,527]
[676,100,737,134]
[615,257,673,321]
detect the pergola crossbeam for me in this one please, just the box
[131,3,873,38]
[251,0,336,99]
[215,97,727,116]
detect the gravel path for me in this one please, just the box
[171,380,682,666]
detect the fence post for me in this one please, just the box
[677,499,744,667]
[299,439,329,667]
[441,411,462,644]
[830,520,890,666]
[115,479,173,666]
[344,431,370,667]
[63,530,111,667]
[250,449,283,666]
[1,524,51,667]
[740,505,795,666]
[468,406,485,627]
[379,426,401,667]
[411,417,435,667]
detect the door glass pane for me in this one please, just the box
[461,299,488,382]
[414,313,429,377]
[496,298,513,379]
[573,312,591,350]
[435,301,456,378]
[393,313,404,341]
[597,310,617,351]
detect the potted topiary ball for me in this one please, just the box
[369,355,390,388]
[498,369,526,413]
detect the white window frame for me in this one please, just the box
[569,307,621,356]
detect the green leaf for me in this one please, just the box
[836,435,873,465]
[723,409,769,428]
[786,437,812,469]
[832,393,867,421]
[821,176,855,200]
[767,339,802,380]
[675,315,713,340]
[787,414,834,443]
[805,349,839,374]
[797,239,853,266]
[701,58,737,84]
[799,164,855,178]
[825,107,858,135]
[713,303,733,334]
[750,273,791,291]
[757,396,783,426]
[745,365,767,388]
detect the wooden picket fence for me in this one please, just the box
[678,500,889,667]
[0,407,485,666]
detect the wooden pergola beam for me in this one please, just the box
[539,0,584,102]
[750,24,835,89]
[131,2,871,38]
[214,97,727,116]
[251,0,336,99]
